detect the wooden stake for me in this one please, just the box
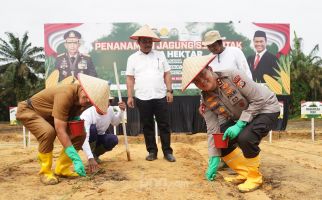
[113,62,131,161]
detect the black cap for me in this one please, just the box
[64,30,81,39]
[253,30,266,39]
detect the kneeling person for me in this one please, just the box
[181,55,280,193]
[81,98,126,173]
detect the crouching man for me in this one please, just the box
[16,74,110,185]
[80,96,126,173]
[181,55,280,192]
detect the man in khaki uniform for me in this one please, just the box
[16,74,110,185]
[181,55,280,192]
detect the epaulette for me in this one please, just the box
[57,53,65,57]
[215,71,230,78]
[81,53,90,57]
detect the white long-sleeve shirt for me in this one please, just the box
[80,106,123,159]
[208,47,253,79]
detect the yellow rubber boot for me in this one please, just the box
[222,147,248,184]
[38,152,59,185]
[54,150,79,178]
[238,155,262,193]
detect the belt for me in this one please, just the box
[26,98,34,109]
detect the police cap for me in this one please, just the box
[64,30,81,39]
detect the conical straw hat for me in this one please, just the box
[181,55,216,92]
[60,76,75,85]
[45,70,59,89]
[130,25,160,42]
[78,74,110,114]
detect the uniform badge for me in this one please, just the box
[209,100,219,108]
[239,100,245,108]
[60,58,68,69]
[78,57,87,69]
[233,75,246,88]
[233,75,241,83]
[237,80,246,88]
[218,107,225,113]
[69,31,76,38]
[206,96,216,102]
[222,82,229,89]
[226,88,234,95]
[231,96,239,103]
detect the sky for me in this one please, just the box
[0,0,321,57]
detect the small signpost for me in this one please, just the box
[9,107,17,125]
[301,101,322,142]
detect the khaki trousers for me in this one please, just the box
[16,101,85,153]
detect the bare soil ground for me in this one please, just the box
[0,119,322,200]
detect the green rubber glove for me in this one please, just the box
[65,145,86,177]
[69,116,81,121]
[205,156,220,181]
[223,120,247,140]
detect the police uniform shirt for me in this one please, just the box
[80,106,123,159]
[126,50,171,100]
[55,52,97,81]
[29,84,86,122]
[202,69,280,157]
[208,47,253,79]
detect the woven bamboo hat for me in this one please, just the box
[60,76,76,85]
[78,74,110,114]
[202,30,226,46]
[45,70,59,89]
[181,55,216,92]
[130,25,161,42]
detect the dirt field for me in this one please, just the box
[0,120,322,200]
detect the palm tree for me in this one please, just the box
[289,32,322,117]
[0,32,45,102]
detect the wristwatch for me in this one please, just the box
[167,89,173,94]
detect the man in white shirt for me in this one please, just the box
[126,25,176,162]
[80,99,126,173]
[202,30,253,79]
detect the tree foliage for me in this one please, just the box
[0,32,45,121]
[289,32,322,117]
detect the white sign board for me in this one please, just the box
[301,101,322,119]
[9,107,17,125]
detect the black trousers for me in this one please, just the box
[221,112,279,158]
[136,97,173,155]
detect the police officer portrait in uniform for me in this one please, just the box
[55,30,97,82]
[181,55,280,193]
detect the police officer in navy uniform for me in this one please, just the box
[55,30,97,82]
